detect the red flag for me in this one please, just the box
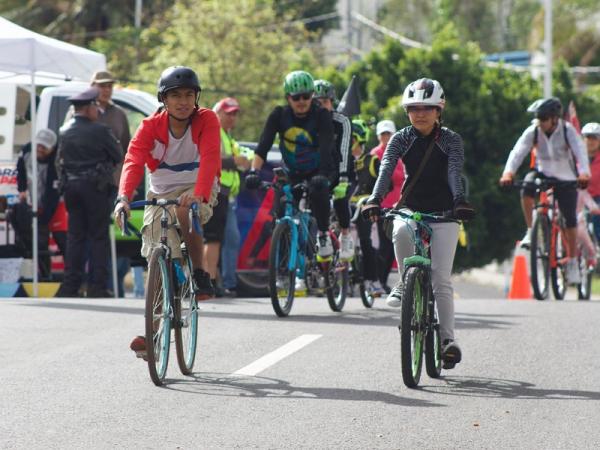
[567,100,581,134]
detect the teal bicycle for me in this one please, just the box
[122,199,201,386]
[384,208,459,388]
[266,168,347,317]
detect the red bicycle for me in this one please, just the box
[516,178,577,300]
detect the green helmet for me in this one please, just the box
[314,79,336,100]
[352,119,370,144]
[284,70,314,96]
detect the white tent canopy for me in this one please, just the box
[0,17,106,297]
[0,16,105,81]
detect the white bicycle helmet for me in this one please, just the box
[581,122,600,137]
[401,78,445,109]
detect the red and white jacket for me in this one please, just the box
[119,108,221,201]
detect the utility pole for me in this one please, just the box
[134,0,142,68]
[544,0,553,97]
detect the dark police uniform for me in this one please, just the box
[56,87,122,297]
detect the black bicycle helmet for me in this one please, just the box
[157,66,201,103]
[527,97,562,118]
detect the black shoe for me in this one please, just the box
[87,288,114,298]
[223,288,237,298]
[55,286,79,298]
[442,339,462,370]
[193,269,215,301]
[213,280,224,298]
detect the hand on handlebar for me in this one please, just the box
[361,198,381,222]
[113,200,130,231]
[178,192,204,208]
[499,172,514,187]
[245,169,261,190]
[577,173,590,189]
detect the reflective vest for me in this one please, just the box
[220,128,254,197]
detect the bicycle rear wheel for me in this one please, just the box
[354,246,374,308]
[550,226,567,300]
[145,247,172,386]
[530,214,550,300]
[400,266,425,388]
[424,285,442,379]
[174,251,198,375]
[269,221,296,317]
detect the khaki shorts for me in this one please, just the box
[141,184,219,258]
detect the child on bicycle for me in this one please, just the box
[499,98,590,284]
[350,119,385,296]
[113,66,221,356]
[362,78,474,369]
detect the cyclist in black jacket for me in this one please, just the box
[246,71,337,268]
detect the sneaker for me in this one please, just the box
[295,278,307,296]
[368,280,385,297]
[193,269,215,301]
[317,233,334,259]
[339,233,354,261]
[566,258,581,284]
[520,228,531,249]
[386,281,403,307]
[130,335,147,361]
[442,339,462,369]
[223,288,237,298]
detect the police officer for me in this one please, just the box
[56,87,122,298]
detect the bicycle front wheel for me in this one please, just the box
[269,221,296,317]
[530,214,550,300]
[424,284,442,379]
[400,266,426,388]
[353,246,374,308]
[174,252,198,375]
[326,250,348,312]
[577,248,592,300]
[145,247,172,386]
[550,226,567,300]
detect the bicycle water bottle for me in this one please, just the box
[173,260,186,285]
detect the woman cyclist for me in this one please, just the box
[362,78,474,369]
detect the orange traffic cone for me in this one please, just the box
[507,253,532,300]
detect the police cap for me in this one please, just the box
[68,86,99,105]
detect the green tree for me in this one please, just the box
[273,0,339,36]
[323,24,596,269]
[137,0,318,141]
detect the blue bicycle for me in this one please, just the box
[122,198,201,386]
[267,168,347,317]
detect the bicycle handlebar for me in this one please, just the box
[119,198,202,237]
[384,208,459,223]
[508,179,578,189]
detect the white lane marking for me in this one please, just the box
[231,334,322,376]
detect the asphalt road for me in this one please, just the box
[1,280,599,449]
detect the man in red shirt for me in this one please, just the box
[113,66,221,355]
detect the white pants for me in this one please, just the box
[392,219,459,342]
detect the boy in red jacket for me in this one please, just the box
[114,66,221,357]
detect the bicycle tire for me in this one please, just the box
[326,256,348,312]
[174,250,198,375]
[400,266,425,388]
[577,250,592,300]
[550,226,567,300]
[351,245,374,308]
[269,221,296,317]
[530,214,550,300]
[424,284,442,379]
[145,247,172,386]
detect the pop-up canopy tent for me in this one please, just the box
[0,17,106,296]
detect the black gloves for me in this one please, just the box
[245,169,261,190]
[453,199,476,221]
[361,197,381,220]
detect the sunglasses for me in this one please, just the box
[406,105,437,113]
[289,93,312,102]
